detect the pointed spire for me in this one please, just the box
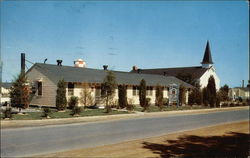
[201,41,213,64]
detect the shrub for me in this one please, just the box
[163,98,169,105]
[72,106,82,116]
[4,107,12,119]
[143,98,151,112]
[42,107,51,118]
[229,103,234,107]
[222,103,228,107]
[68,96,79,109]
[126,99,135,112]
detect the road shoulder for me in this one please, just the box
[33,120,249,157]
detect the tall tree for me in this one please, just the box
[155,84,164,110]
[207,76,217,107]
[118,85,127,108]
[139,79,146,110]
[102,71,117,113]
[56,79,67,111]
[179,84,187,106]
[10,73,30,112]
[218,84,229,101]
[202,87,209,106]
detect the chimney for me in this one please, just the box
[132,66,138,71]
[137,69,141,73]
[21,53,25,74]
[242,80,244,87]
[163,72,167,76]
[57,60,62,66]
[103,65,108,70]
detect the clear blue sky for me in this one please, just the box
[1,1,249,88]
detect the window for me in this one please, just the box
[68,82,74,96]
[38,81,42,96]
[133,86,139,96]
[146,87,153,96]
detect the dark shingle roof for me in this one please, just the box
[28,63,193,88]
[131,66,208,80]
[201,41,213,64]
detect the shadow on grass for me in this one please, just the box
[143,132,249,157]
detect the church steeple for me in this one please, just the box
[201,41,213,68]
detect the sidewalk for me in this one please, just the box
[1,106,248,129]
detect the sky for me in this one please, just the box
[0,0,249,88]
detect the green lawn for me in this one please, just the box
[134,105,210,112]
[0,108,129,120]
[0,105,213,120]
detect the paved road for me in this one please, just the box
[1,109,249,157]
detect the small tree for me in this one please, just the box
[179,84,186,106]
[207,76,217,107]
[10,73,30,113]
[118,85,127,108]
[139,79,146,109]
[144,98,151,112]
[71,106,82,116]
[102,71,117,113]
[56,79,67,111]
[80,83,93,108]
[155,84,164,110]
[4,107,12,119]
[42,107,51,118]
[68,96,79,109]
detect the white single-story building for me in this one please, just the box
[25,62,193,107]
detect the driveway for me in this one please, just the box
[1,108,249,157]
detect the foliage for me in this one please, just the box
[163,98,169,105]
[188,87,202,106]
[80,83,94,107]
[139,79,147,108]
[56,79,67,111]
[9,72,30,112]
[218,84,229,101]
[71,106,82,116]
[127,99,135,112]
[102,71,117,113]
[68,96,79,109]
[155,84,164,110]
[4,107,12,119]
[143,98,151,112]
[179,84,187,106]
[118,85,128,108]
[42,107,51,118]
[247,80,250,88]
[202,87,209,106]
[206,76,217,107]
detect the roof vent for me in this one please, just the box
[103,65,108,70]
[74,59,86,68]
[137,69,141,73]
[57,60,62,66]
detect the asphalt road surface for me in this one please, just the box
[1,109,249,157]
